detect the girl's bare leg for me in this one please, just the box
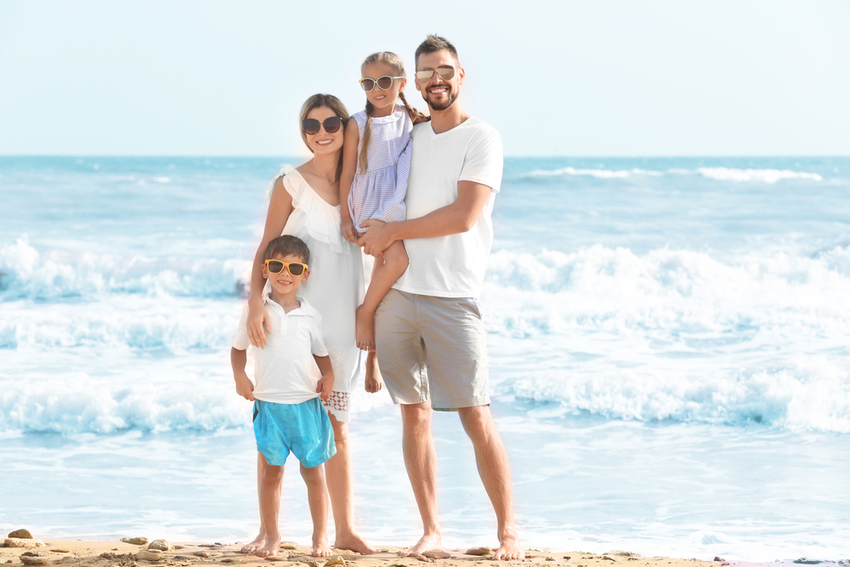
[301,462,332,557]
[325,414,377,554]
[255,453,284,558]
[356,240,408,351]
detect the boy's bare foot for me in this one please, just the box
[254,537,280,558]
[355,304,375,351]
[406,533,444,557]
[334,532,377,555]
[240,532,266,554]
[312,537,333,557]
[492,532,524,561]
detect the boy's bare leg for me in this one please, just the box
[301,462,332,557]
[255,453,284,558]
[400,402,444,556]
[356,240,408,351]
[241,453,267,554]
[457,405,524,561]
[325,414,376,554]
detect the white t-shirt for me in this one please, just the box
[393,117,503,298]
[232,296,329,404]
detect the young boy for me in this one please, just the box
[231,235,336,558]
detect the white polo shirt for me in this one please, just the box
[233,296,329,404]
[393,117,503,298]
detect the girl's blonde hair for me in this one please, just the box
[299,93,350,185]
[359,52,428,174]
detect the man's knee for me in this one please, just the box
[401,402,432,431]
[458,405,498,441]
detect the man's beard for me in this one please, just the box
[424,87,458,111]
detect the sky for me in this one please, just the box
[0,0,848,157]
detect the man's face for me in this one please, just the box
[415,49,464,112]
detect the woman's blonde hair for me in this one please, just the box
[359,52,428,174]
[299,93,350,185]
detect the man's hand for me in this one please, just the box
[357,220,393,257]
[234,373,255,401]
[247,299,271,349]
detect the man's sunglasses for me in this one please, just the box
[301,116,344,135]
[264,259,308,276]
[415,65,456,83]
[359,75,404,92]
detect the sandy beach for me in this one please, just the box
[1,537,729,567]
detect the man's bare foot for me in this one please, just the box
[355,304,375,351]
[254,536,280,558]
[406,533,444,557]
[492,533,524,561]
[240,532,265,554]
[312,536,333,557]
[334,532,377,555]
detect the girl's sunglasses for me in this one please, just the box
[301,116,344,135]
[415,65,456,83]
[264,259,308,276]
[359,75,404,92]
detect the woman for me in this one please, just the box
[243,94,377,555]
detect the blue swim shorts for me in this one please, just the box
[253,398,336,468]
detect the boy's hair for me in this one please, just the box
[359,52,428,174]
[414,34,459,67]
[264,235,310,265]
[299,94,350,185]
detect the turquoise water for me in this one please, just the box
[1,156,849,561]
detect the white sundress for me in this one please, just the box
[265,165,365,422]
[348,105,413,232]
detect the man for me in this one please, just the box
[358,35,523,561]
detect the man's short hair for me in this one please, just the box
[264,235,310,264]
[415,34,459,67]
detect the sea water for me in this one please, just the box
[1,157,848,562]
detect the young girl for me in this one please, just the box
[340,51,428,353]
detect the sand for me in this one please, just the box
[0,538,725,567]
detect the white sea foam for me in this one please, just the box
[696,167,824,183]
[523,167,664,179]
[0,238,249,300]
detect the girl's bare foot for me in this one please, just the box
[240,532,266,554]
[355,304,375,351]
[334,531,377,555]
[312,536,333,557]
[406,533,444,557]
[255,537,280,558]
[364,352,383,394]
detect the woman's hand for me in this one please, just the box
[247,298,272,348]
[341,216,358,244]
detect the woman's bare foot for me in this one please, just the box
[254,536,280,558]
[240,532,265,554]
[355,304,375,351]
[492,532,524,561]
[406,533,444,557]
[312,536,333,557]
[334,531,377,555]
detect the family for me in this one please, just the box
[230,35,523,562]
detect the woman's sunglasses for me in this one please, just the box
[301,116,344,135]
[415,65,456,83]
[264,259,308,276]
[359,75,404,92]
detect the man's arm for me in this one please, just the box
[357,180,492,256]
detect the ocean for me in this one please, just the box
[1,156,848,562]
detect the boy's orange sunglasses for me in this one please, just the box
[264,259,308,276]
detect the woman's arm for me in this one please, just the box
[339,119,360,243]
[247,176,294,348]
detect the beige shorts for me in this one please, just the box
[375,289,490,410]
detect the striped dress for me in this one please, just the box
[348,105,413,232]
